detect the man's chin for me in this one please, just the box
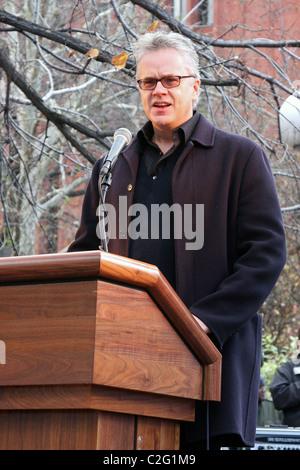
[150,115,174,129]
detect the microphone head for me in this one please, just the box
[113,128,132,146]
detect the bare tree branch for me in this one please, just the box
[0,47,112,163]
[0,9,239,88]
[0,9,135,71]
[130,0,300,48]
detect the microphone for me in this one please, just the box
[100,128,132,176]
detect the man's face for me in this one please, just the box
[136,48,200,133]
[258,386,266,403]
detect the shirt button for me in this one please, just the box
[127,184,133,191]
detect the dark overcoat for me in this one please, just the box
[69,114,286,447]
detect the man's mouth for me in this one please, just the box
[153,102,170,108]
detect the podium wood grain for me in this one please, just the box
[0,251,221,449]
[0,409,179,450]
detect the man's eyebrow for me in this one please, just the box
[138,75,177,79]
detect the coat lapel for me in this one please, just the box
[106,138,140,257]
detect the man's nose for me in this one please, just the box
[153,80,167,93]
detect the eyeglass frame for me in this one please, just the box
[136,75,196,91]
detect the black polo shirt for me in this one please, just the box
[129,112,199,289]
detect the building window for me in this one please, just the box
[173,0,214,26]
[199,0,214,26]
[173,0,186,21]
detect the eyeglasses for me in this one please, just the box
[137,75,195,90]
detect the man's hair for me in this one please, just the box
[132,32,200,80]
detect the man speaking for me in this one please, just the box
[69,31,286,449]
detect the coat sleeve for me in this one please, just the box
[270,362,300,410]
[189,145,287,348]
[68,160,102,252]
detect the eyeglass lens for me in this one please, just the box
[138,76,194,90]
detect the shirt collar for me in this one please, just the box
[137,111,200,151]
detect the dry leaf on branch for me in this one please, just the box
[111,52,128,70]
[146,21,158,32]
[85,48,99,59]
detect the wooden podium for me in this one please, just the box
[0,251,221,450]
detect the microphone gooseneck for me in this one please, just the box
[98,127,132,252]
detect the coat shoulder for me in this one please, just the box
[193,114,263,163]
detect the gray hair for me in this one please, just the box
[132,32,200,80]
